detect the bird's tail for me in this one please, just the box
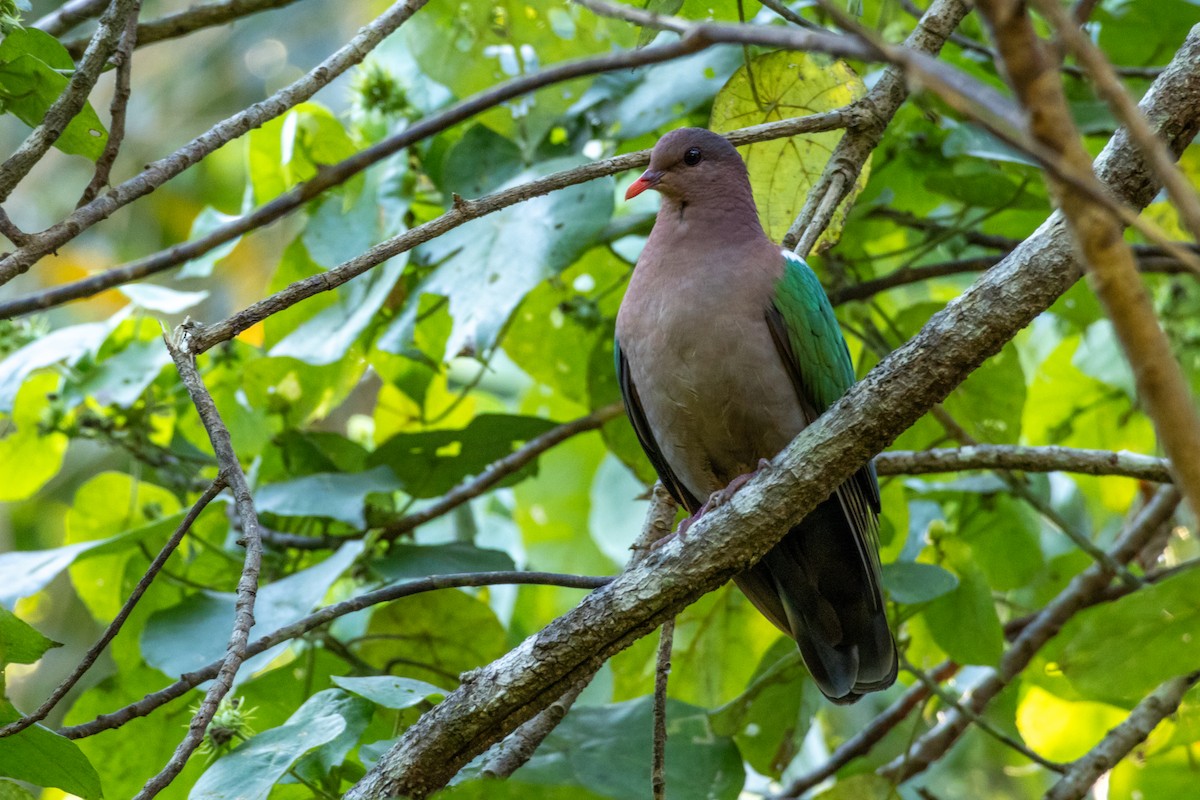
[734,497,897,703]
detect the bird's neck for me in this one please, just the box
[652,190,771,249]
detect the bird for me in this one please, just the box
[614,127,897,703]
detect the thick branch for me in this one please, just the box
[345,31,1200,797]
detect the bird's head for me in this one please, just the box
[624,128,749,204]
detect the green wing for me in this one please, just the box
[766,250,883,593]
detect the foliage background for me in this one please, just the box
[1,0,1199,798]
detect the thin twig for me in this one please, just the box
[32,0,108,36]
[900,654,1068,773]
[0,0,432,286]
[652,617,674,800]
[1045,672,1200,800]
[58,571,611,740]
[78,0,141,207]
[776,661,959,798]
[63,0,305,58]
[0,477,227,740]
[875,445,1174,483]
[139,330,266,799]
[1033,0,1200,245]
[480,673,595,778]
[879,485,1182,783]
[0,0,140,202]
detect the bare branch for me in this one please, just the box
[651,618,674,800]
[0,477,227,740]
[32,0,108,37]
[138,331,267,799]
[58,571,611,740]
[880,485,1182,783]
[980,3,1200,518]
[77,0,141,207]
[63,0,306,58]
[0,0,431,287]
[875,445,1174,483]
[0,0,140,201]
[1045,672,1200,800]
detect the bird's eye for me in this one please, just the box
[683,147,702,166]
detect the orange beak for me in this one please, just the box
[624,170,662,200]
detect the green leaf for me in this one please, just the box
[0,318,116,412]
[0,371,67,502]
[0,28,108,158]
[189,689,350,800]
[511,697,744,800]
[119,283,210,314]
[812,774,894,799]
[710,50,868,246]
[60,338,172,409]
[0,701,101,799]
[920,540,1004,666]
[178,206,244,279]
[1049,568,1200,704]
[0,779,36,800]
[331,675,446,708]
[246,102,356,204]
[254,465,401,527]
[378,158,614,359]
[881,561,959,604]
[0,606,60,665]
[372,542,516,583]
[367,413,558,499]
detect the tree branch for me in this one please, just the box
[77,0,141,207]
[32,0,109,36]
[0,0,140,201]
[344,30,1200,795]
[63,0,306,58]
[874,446,1173,483]
[137,331,266,799]
[0,0,430,287]
[1045,672,1200,800]
[879,485,1182,783]
[57,571,611,740]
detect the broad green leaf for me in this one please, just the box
[189,689,350,800]
[0,28,108,158]
[1049,568,1200,704]
[254,465,401,527]
[357,588,505,689]
[812,774,894,799]
[440,124,524,197]
[367,413,558,499]
[331,675,446,708]
[710,50,868,246]
[301,187,380,269]
[291,690,374,786]
[59,338,173,409]
[0,372,66,502]
[881,561,959,604]
[0,606,59,665]
[142,542,364,679]
[0,701,101,799]
[378,158,614,359]
[246,102,357,204]
[0,317,119,412]
[512,697,744,800]
[0,780,35,799]
[920,540,1004,666]
[957,492,1044,592]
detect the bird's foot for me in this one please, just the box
[674,459,773,538]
